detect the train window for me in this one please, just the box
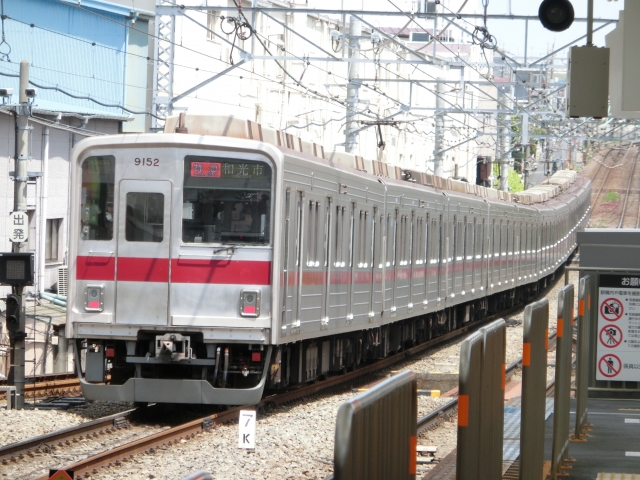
[182,156,272,244]
[465,219,473,261]
[374,211,382,269]
[358,210,370,268]
[475,220,482,259]
[80,156,115,241]
[429,217,439,265]
[307,201,319,267]
[414,216,424,265]
[295,192,303,267]
[334,206,346,267]
[125,192,164,242]
[398,214,408,266]
[386,213,396,268]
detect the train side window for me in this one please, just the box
[80,155,115,241]
[414,216,424,265]
[334,206,346,267]
[386,213,395,267]
[125,192,164,242]
[358,210,370,268]
[374,211,383,268]
[306,200,320,267]
[295,192,304,267]
[465,219,473,261]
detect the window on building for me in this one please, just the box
[207,11,221,41]
[46,218,62,262]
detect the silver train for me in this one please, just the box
[66,114,591,405]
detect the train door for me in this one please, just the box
[280,188,294,332]
[370,207,382,320]
[500,220,507,284]
[384,211,397,315]
[427,214,439,303]
[438,215,447,303]
[115,180,172,325]
[464,217,473,294]
[453,216,462,295]
[412,213,426,307]
[329,202,349,323]
[353,205,372,324]
[301,196,325,330]
[491,219,499,287]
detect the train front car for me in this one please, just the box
[66,133,279,405]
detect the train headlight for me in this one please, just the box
[240,290,260,317]
[84,285,104,312]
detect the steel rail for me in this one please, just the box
[617,150,640,228]
[30,278,559,480]
[0,408,136,461]
[591,147,629,217]
[416,333,559,434]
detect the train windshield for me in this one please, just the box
[80,156,115,241]
[182,155,272,245]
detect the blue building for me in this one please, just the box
[0,0,155,353]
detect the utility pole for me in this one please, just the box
[344,16,361,154]
[522,113,530,189]
[434,78,445,176]
[8,60,30,410]
[499,84,513,192]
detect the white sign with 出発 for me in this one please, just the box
[7,211,28,243]
[596,274,640,381]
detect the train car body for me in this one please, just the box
[66,115,591,405]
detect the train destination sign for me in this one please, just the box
[596,274,640,381]
[190,161,268,180]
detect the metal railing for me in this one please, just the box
[550,284,575,480]
[574,275,592,440]
[333,370,417,480]
[456,319,506,480]
[519,298,550,480]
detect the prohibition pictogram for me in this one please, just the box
[600,297,624,322]
[598,354,622,378]
[599,324,623,349]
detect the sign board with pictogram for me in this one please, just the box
[596,275,640,381]
[598,354,622,378]
[600,325,623,348]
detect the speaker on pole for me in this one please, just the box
[538,0,574,32]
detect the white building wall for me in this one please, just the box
[0,116,121,300]
[169,1,485,183]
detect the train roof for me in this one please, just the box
[163,113,582,206]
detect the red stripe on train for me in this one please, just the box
[77,256,115,281]
[170,259,271,285]
[118,257,169,282]
[76,256,271,285]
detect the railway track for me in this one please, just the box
[1,292,538,480]
[586,146,640,229]
[0,373,81,400]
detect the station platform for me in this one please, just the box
[423,393,640,479]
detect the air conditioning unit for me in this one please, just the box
[58,266,68,296]
[410,32,432,42]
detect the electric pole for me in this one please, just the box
[8,60,30,409]
[344,16,361,154]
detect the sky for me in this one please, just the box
[308,0,625,61]
[481,0,624,59]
